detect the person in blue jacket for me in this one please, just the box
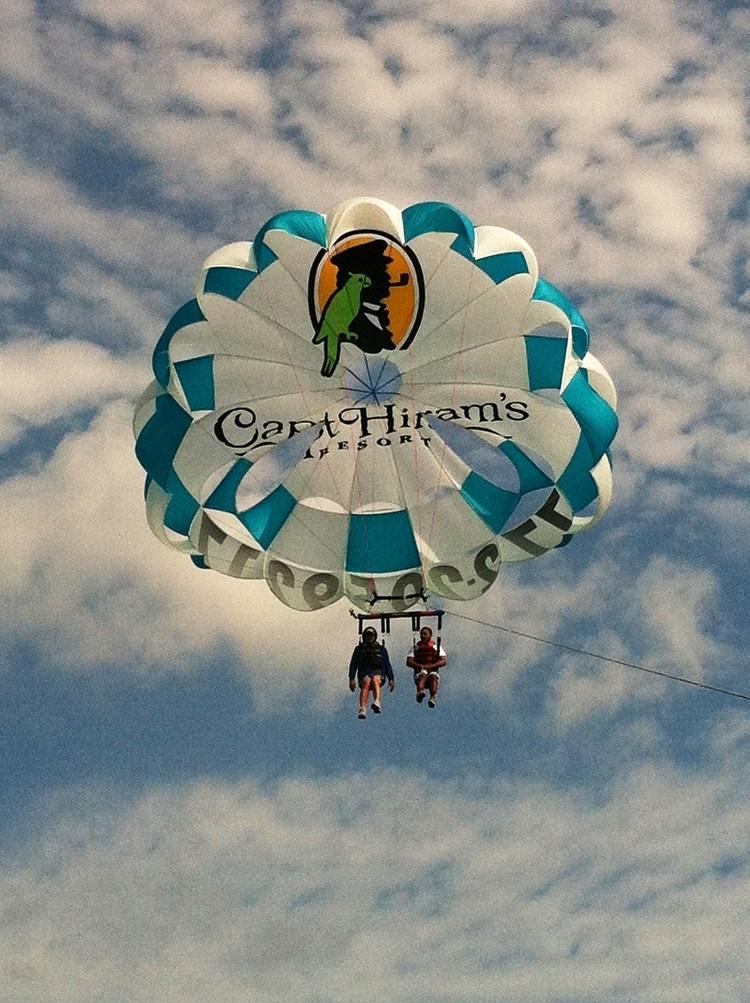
[348,626,395,719]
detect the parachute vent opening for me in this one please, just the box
[341,357,402,405]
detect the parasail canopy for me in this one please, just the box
[134,197,618,612]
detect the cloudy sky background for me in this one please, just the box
[1,1,749,1000]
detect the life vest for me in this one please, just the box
[358,642,385,674]
[412,640,439,667]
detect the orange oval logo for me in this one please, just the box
[308,231,424,378]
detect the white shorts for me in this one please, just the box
[413,668,439,684]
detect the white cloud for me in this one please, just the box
[0,336,144,450]
[3,742,750,1002]
[0,153,205,288]
[73,0,265,54]
[0,0,47,85]
[551,655,641,730]
[46,262,167,352]
[0,270,32,302]
[172,57,273,124]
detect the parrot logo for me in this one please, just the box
[309,232,424,379]
[313,273,372,377]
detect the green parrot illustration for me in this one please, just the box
[313,273,372,377]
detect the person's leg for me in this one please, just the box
[415,670,427,702]
[359,677,371,717]
[427,671,440,707]
[371,675,383,711]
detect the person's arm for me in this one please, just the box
[383,646,395,689]
[348,647,359,688]
[435,645,447,670]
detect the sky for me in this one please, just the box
[1,0,749,1000]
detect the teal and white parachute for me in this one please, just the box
[134,197,618,612]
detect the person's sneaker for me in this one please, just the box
[428,697,436,708]
[358,708,366,719]
[372,701,381,714]
[416,691,426,703]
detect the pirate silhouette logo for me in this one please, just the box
[308,232,424,378]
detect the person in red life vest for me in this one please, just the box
[406,625,447,708]
[348,626,395,719]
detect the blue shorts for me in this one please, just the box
[357,670,383,685]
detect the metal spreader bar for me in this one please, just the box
[350,608,445,636]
